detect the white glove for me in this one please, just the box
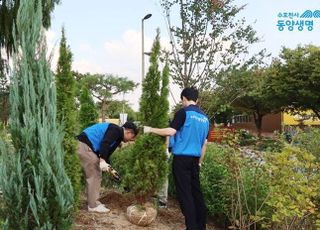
[99,160,111,172]
[165,148,170,159]
[143,126,152,133]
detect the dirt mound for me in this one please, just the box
[99,190,135,211]
[157,198,184,224]
[73,190,220,230]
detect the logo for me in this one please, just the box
[300,10,320,18]
[276,9,320,31]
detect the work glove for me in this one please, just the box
[100,160,121,182]
[165,148,170,159]
[143,126,152,133]
[99,160,111,172]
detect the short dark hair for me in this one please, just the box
[122,121,139,135]
[180,87,198,102]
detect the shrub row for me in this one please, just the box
[105,128,320,229]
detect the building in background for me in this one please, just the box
[231,111,320,137]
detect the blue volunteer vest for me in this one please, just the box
[168,135,175,148]
[83,123,110,152]
[172,106,209,157]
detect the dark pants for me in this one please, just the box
[173,155,207,230]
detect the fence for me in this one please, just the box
[208,127,235,143]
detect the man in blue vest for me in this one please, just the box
[77,121,138,213]
[144,87,209,230]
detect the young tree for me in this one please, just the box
[123,30,169,203]
[160,0,261,90]
[56,28,82,204]
[0,0,73,228]
[79,84,98,130]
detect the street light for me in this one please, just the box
[141,13,152,82]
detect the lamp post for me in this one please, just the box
[141,13,152,82]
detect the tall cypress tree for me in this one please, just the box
[123,30,169,203]
[56,28,82,204]
[79,84,98,130]
[140,30,170,128]
[158,63,170,127]
[0,0,74,228]
[140,30,169,127]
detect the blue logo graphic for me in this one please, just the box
[277,9,319,31]
[300,10,320,18]
[314,10,320,18]
[300,10,313,18]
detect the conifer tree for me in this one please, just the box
[123,30,169,203]
[79,84,98,130]
[0,0,74,228]
[140,30,169,127]
[55,27,82,204]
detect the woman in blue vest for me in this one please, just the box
[77,121,138,213]
[144,87,209,230]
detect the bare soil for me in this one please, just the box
[73,190,219,230]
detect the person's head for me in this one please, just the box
[122,121,138,142]
[180,87,198,107]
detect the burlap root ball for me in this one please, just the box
[126,203,157,226]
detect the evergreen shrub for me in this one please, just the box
[200,143,228,217]
[120,30,169,205]
[0,0,74,228]
[120,135,167,203]
[56,28,82,205]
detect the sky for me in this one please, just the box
[48,0,320,112]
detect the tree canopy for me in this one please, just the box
[267,45,320,119]
[160,0,261,90]
[78,84,98,130]
[0,0,60,57]
[215,66,281,136]
[81,73,137,121]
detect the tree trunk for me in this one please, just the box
[101,100,107,122]
[0,92,9,125]
[253,112,263,138]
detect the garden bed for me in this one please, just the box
[73,189,219,230]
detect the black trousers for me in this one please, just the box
[173,155,207,230]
